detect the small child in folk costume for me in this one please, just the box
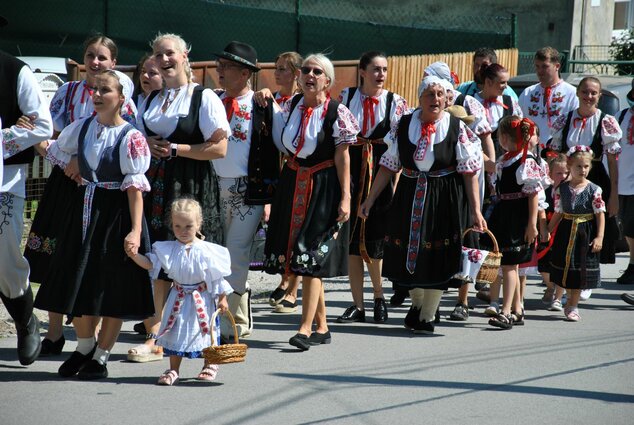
[129,198,233,385]
[538,152,568,311]
[548,146,605,322]
[486,116,544,330]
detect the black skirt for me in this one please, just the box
[549,218,601,289]
[263,163,349,278]
[382,171,469,289]
[145,157,224,245]
[34,186,154,319]
[588,163,619,264]
[24,166,80,283]
[486,197,533,265]
[348,143,394,259]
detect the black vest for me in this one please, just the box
[77,116,134,183]
[213,89,280,205]
[397,112,461,171]
[0,51,34,166]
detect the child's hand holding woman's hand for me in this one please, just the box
[124,231,141,257]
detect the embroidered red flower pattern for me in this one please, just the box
[127,131,149,159]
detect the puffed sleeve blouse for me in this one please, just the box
[46,117,151,191]
[271,95,359,158]
[549,109,622,155]
[146,240,234,299]
[379,110,481,174]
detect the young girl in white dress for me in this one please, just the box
[128,198,233,385]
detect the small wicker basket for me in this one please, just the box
[462,227,502,285]
[202,309,248,364]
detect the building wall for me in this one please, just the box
[571,0,616,54]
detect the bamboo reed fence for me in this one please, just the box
[384,48,518,106]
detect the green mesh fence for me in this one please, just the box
[0,0,514,65]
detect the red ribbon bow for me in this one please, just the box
[362,96,379,135]
[222,96,239,121]
[508,117,536,163]
[276,94,291,105]
[573,117,587,130]
[483,96,509,125]
[414,122,436,161]
[293,105,314,160]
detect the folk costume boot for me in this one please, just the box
[0,286,42,365]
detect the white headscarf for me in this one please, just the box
[424,61,452,83]
[417,76,446,98]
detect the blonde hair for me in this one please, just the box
[170,198,204,239]
[151,33,193,83]
[303,53,335,88]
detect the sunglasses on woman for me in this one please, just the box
[300,66,324,76]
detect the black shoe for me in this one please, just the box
[77,359,108,380]
[617,265,634,285]
[373,298,388,323]
[412,319,435,334]
[448,304,469,321]
[58,346,96,377]
[16,315,42,365]
[336,306,366,323]
[621,293,634,305]
[390,289,408,307]
[40,335,65,357]
[0,287,42,365]
[133,322,146,335]
[289,333,310,351]
[308,331,332,346]
[435,307,441,324]
[404,306,421,330]
[268,287,286,306]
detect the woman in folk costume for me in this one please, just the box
[336,51,408,324]
[360,76,485,335]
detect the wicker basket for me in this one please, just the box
[462,227,502,285]
[202,309,248,364]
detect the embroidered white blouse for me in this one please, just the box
[457,92,492,137]
[137,83,231,144]
[271,95,359,158]
[519,81,579,138]
[147,240,233,299]
[212,90,254,178]
[337,88,408,138]
[46,117,151,191]
[549,109,622,155]
[49,76,137,132]
[493,152,545,195]
[379,110,481,174]
[473,92,523,130]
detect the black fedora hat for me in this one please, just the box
[215,41,259,72]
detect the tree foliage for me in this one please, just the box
[609,29,634,75]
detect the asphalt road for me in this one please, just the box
[1,255,633,425]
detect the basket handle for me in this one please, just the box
[210,309,240,347]
[462,227,499,253]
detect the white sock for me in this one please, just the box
[93,347,110,365]
[76,337,95,355]
[419,289,443,322]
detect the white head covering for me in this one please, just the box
[424,61,452,83]
[105,70,133,116]
[438,79,454,93]
[417,76,446,98]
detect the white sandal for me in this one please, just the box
[157,369,179,386]
[127,344,163,363]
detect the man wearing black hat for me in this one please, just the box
[1,49,54,365]
[213,41,279,338]
[617,78,634,288]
